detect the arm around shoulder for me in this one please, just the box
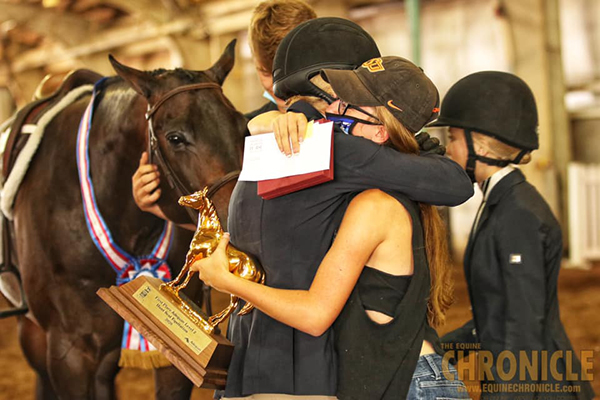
[247,110,283,135]
[334,135,474,206]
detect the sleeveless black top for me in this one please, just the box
[334,191,432,400]
[222,102,470,398]
[358,267,412,317]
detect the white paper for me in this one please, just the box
[238,121,333,181]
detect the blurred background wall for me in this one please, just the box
[0,0,599,260]
[1,1,599,398]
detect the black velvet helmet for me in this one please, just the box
[272,17,381,103]
[429,71,539,151]
[429,71,539,182]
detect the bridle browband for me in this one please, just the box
[144,82,240,224]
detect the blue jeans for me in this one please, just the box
[407,353,470,400]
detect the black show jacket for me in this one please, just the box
[443,169,594,399]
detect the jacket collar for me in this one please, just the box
[479,166,515,201]
[463,168,526,282]
[485,168,526,207]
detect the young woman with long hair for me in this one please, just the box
[193,56,469,399]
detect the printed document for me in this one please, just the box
[239,121,333,181]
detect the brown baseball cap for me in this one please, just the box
[321,56,440,133]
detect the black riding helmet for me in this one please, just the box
[429,71,539,181]
[272,17,381,103]
[430,71,539,150]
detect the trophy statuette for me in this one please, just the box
[98,187,265,388]
[163,187,265,331]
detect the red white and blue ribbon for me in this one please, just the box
[76,79,174,354]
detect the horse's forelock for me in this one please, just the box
[147,68,209,85]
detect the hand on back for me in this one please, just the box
[416,131,446,156]
[248,110,309,157]
[272,112,308,157]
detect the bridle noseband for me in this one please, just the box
[144,82,240,224]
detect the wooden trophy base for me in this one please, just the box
[97,275,233,388]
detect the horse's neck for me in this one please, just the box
[88,85,146,205]
[94,82,147,158]
[86,82,164,253]
[197,202,222,233]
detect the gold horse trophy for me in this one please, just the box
[162,187,265,332]
[98,187,264,388]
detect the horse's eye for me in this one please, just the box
[166,132,187,146]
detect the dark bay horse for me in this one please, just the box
[8,40,246,399]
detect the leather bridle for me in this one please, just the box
[144,82,240,224]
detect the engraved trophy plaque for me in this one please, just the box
[98,188,264,388]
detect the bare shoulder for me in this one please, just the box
[345,190,413,273]
[350,188,395,205]
[347,189,411,225]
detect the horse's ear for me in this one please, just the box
[108,54,157,99]
[205,39,236,86]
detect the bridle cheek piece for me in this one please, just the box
[144,82,240,223]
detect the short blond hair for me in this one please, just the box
[284,75,331,112]
[249,0,316,72]
[472,132,532,164]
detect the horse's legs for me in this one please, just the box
[237,274,265,316]
[154,366,193,400]
[46,329,98,399]
[178,269,196,290]
[166,264,190,289]
[165,268,197,298]
[208,296,239,327]
[237,301,255,316]
[17,317,58,400]
[94,347,120,400]
[203,283,213,315]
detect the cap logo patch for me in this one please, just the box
[387,100,403,112]
[362,58,385,73]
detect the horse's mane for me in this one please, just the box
[103,68,203,87]
[149,68,199,82]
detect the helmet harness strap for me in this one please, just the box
[511,149,529,164]
[464,129,479,183]
[308,80,336,104]
[464,129,529,183]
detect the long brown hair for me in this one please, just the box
[376,106,454,328]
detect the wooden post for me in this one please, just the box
[501,0,570,232]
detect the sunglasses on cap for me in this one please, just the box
[326,100,382,135]
[337,100,381,122]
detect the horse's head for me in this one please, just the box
[178,187,223,233]
[110,40,247,227]
[178,187,214,213]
